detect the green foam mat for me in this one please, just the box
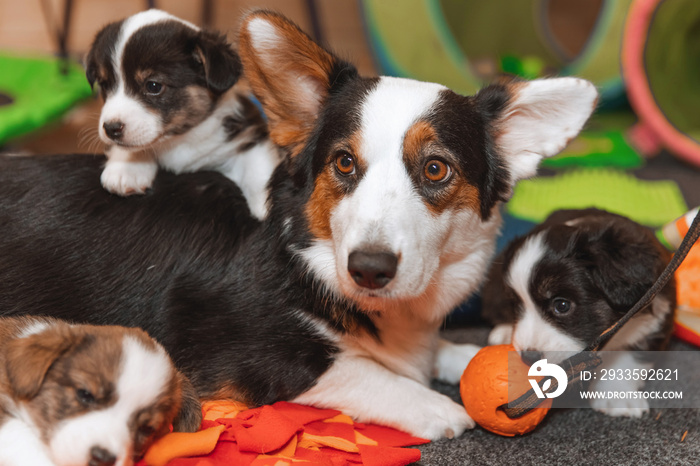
[542,130,644,169]
[507,169,688,227]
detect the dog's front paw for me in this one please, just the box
[406,395,475,440]
[590,397,649,418]
[101,160,157,196]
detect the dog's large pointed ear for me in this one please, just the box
[239,10,356,157]
[477,77,598,184]
[195,30,242,94]
[6,322,78,400]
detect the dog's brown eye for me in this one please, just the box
[335,152,355,176]
[552,298,572,314]
[145,81,164,95]
[424,159,451,183]
[76,388,96,405]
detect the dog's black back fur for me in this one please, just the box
[0,154,338,404]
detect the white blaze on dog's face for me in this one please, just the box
[85,9,240,149]
[239,11,598,320]
[5,322,198,466]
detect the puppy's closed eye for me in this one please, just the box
[75,387,97,406]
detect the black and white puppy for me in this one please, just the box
[0,12,597,440]
[85,9,279,218]
[0,316,201,466]
[482,208,675,416]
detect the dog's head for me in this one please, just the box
[492,210,673,361]
[6,319,201,466]
[239,11,598,321]
[85,9,241,149]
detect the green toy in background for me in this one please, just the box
[506,168,687,227]
[542,130,642,169]
[0,53,92,146]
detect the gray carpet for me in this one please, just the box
[425,327,699,466]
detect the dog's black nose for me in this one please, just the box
[348,250,398,289]
[520,350,544,366]
[103,120,125,140]
[89,446,116,466]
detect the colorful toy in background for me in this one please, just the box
[541,129,643,170]
[0,53,92,146]
[657,208,700,347]
[506,169,688,227]
[623,0,700,167]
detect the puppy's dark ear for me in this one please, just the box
[195,30,241,94]
[239,10,358,157]
[6,322,78,400]
[172,371,202,432]
[84,20,124,90]
[84,53,97,89]
[583,221,670,312]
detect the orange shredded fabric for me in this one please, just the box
[143,425,226,466]
[137,401,428,466]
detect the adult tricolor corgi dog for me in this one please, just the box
[0,11,597,440]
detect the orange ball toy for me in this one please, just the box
[460,344,552,436]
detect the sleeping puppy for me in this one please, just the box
[0,12,598,440]
[482,208,675,417]
[0,316,201,466]
[85,9,280,219]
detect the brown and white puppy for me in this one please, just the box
[85,9,280,219]
[0,316,201,466]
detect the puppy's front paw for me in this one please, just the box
[407,394,475,440]
[591,397,649,418]
[434,341,481,384]
[101,160,157,196]
[487,323,514,346]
